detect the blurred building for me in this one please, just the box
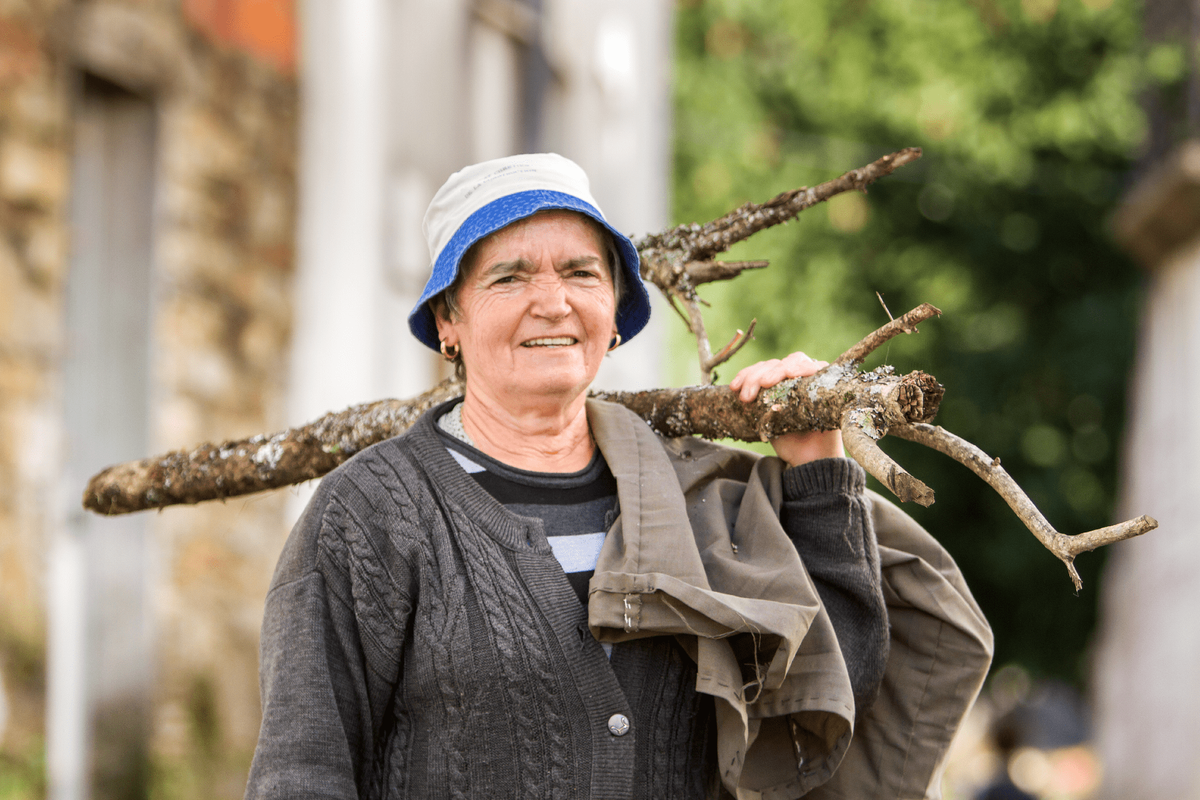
[1095,145,1200,800]
[0,1,670,798]
[1,2,301,798]
[1092,1,1200,796]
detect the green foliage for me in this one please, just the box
[673,0,1156,682]
[0,741,45,800]
[148,674,252,800]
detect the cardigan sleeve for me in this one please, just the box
[780,457,890,718]
[247,574,364,799]
[246,483,410,800]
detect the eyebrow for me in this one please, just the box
[564,256,603,270]
[479,258,535,279]
[478,255,604,279]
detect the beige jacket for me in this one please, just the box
[585,400,993,799]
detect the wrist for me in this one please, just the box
[771,430,844,467]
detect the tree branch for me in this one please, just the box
[834,303,942,367]
[892,422,1158,591]
[634,147,924,266]
[705,320,757,375]
[685,260,770,285]
[78,139,1157,590]
[637,148,925,385]
[83,348,944,515]
[841,408,935,506]
[83,378,466,515]
[682,295,717,381]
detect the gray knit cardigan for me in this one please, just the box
[246,400,985,800]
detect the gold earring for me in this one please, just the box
[608,334,622,352]
[440,340,460,360]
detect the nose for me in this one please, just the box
[529,273,570,320]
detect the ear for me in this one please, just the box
[434,309,457,345]
[431,297,456,340]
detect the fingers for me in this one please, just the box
[731,351,829,402]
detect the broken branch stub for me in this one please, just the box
[83,378,466,515]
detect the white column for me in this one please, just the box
[46,523,88,800]
[1093,235,1200,799]
[543,0,673,391]
[291,0,390,424]
[54,81,157,800]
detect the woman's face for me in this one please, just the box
[434,210,618,409]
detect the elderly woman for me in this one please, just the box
[246,155,991,800]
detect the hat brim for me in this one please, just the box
[407,189,651,351]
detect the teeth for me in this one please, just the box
[523,337,576,347]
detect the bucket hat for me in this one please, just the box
[407,153,651,351]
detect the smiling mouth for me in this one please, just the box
[522,337,577,347]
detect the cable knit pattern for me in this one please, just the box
[612,637,712,800]
[373,450,471,798]
[446,505,573,799]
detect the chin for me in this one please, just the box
[515,368,595,401]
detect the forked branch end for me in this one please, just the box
[893,422,1158,590]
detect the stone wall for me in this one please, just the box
[1,0,75,780]
[0,1,298,795]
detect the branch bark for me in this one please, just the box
[637,147,924,384]
[83,378,466,515]
[892,422,1158,591]
[83,363,943,516]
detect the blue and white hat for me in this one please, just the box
[407,153,652,351]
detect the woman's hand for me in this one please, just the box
[730,352,845,467]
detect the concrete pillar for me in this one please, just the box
[53,76,158,800]
[1094,141,1200,800]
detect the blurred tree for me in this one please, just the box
[671,0,1169,682]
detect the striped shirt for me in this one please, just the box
[433,422,618,607]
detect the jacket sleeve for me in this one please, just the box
[245,484,409,800]
[780,457,889,718]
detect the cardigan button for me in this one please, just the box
[607,713,630,736]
